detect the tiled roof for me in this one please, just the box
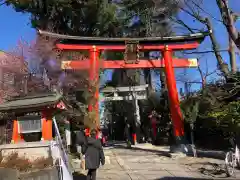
[0,92,63,111]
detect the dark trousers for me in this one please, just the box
[87,169,97,180]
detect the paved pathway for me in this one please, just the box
[72,144,240,180]
[72,148,131,180]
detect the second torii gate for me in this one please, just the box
[101,84,148,144]
[38,30,208,143]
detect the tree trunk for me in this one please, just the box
[205,18,229,77]
[159,70,168,111]
[144,69,152,88]
[190,129,197,157]
[229,36,237,73]
[143,52,153,94]
[160,70,166,92]
[23,76,28,95]
[197,66,207,89]
[159,69,171,142]
[216,0,240,50]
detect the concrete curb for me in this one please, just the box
[130,144,226,160]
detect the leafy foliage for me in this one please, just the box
[181,97,200,124]
[5,0,122,36]
[208,101,240,133]
[180,73,240,149]
[118,0,181,36]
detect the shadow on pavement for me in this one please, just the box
[189,162,226,176]
[182,162,229,179]
[154,177,235,180]
[113,144,171,158]
[154,178,206,180]
[108,142,225,160]
[186,150,225,160]
[73,172,86,180]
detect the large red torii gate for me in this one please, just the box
[38,30,208,142]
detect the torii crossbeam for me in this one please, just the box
[38,30,208,143]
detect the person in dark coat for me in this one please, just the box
[75,127,87,156]
[76,128,87,146]
[82,129,105,180]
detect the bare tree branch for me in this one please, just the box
[205,18,229,76]
[183,49,229,54]
[216,0,240,49]
[229,36,237,73]
[188,0,223,23]
[175,3,230,77]
[170,16,195,33]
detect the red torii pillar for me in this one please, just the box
[58,48,197,141]
[89,46,100,124]
[163,45,184,138]
[87,46,100,137]
[49,32,207,143]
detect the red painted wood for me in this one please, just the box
[88,47,100,127]
[56,42,199,51]
[56,41,201,140]
[61,59,197,69]
[163,46,184,138]
[12,119,21,143]
[41,110,53,141]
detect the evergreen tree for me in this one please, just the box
[5,0,122,36]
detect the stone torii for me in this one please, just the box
[100,84,148,144]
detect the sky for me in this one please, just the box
[0,1,240,93]
[0,5,35,51]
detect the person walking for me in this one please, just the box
[82,129,105,180]
[76,127,87,157]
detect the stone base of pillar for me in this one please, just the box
[169,136,188,154]
[170,144,188,154]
